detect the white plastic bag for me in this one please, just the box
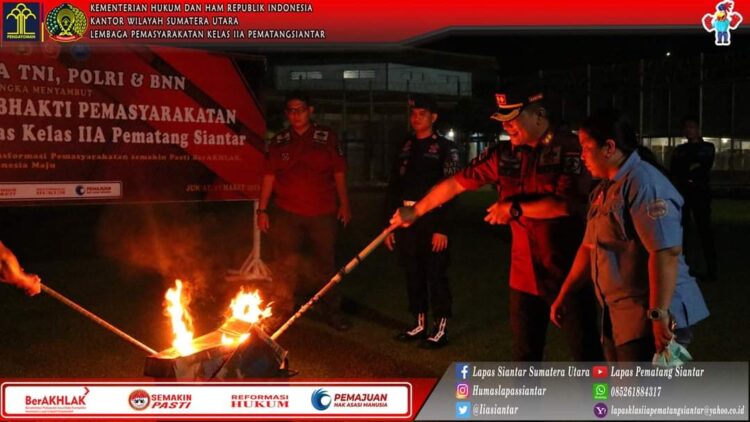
[652,337,693,367]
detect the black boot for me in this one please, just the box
[419,317,448,349]
[395,313,426,341]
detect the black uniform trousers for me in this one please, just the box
[267,207,340,319]
[510,285,603,362]
[681,187,717,278]
[395,215,452,319]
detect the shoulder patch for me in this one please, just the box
[646,199,669,219]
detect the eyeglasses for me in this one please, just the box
[285,106,308,115]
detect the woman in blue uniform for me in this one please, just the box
[550,110,709,362]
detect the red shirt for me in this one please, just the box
[454,130,591,298]
[264,124,346,216]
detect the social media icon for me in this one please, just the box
[455,363,470,380]
[593,383,609,401]
[592,365,608,378]
[456,383,470,399]
[455,401,471,419]
[593,402,609,418]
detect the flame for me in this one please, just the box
[229,288,273,323]
[164,279,195,355]
[221,288,272,346]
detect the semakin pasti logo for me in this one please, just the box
[128,389,150,411]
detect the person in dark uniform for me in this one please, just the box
[391,88,603,362]
[384,95,460,349]
[1,241,40,296]
[670,116,717,282]
[257,91,352,331]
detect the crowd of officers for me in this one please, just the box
[253,88,712,362]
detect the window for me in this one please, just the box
[289,71,322,80]
[343,70,375,79]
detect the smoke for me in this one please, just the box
[95,203,252,316]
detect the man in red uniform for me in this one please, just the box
[391,88,602,361]
[258,91,352,331]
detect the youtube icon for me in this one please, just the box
[592,366,608,378]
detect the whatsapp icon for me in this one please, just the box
[593,383,609,400]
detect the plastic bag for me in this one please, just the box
[652,337,693,367]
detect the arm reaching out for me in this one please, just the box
[0,242,41,296]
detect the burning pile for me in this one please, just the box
[144,280,288,379]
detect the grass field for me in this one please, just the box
[0,191,747,378]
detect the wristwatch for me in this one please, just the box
[509,200,523,220]
[647,307,668,321]
[256,209,267,216]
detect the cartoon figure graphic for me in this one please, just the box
[702,1,743,46]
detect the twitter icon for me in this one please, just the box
[455,401,471,419]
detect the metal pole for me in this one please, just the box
[41,284,158,355]
[271,224,397,341]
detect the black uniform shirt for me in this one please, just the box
[670,140,715,192]
[385,133,460,233]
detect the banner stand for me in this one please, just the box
[226,200,272,283]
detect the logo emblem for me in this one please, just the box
[593,383,609,401]
[310,388,331,411]
[646,198,669,219]
[702,1,742,46]
[456,383,470,399]
[455,401,471,419]
[46,3,87,42]
[495,94,507,107]
[129,389,150,411]
[3,2,42,41]
[455,363,470,380]
[592,365,608,378]
[593,402,609,418]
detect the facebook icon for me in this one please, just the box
[455,363,470,380]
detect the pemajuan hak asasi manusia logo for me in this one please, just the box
[311,389,332,411]
[2,2,43,41]
[702,0,743,46]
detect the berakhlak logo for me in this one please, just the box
[592,365,608,378]
[456,383,470,399]
[455,401,471,419]
[46,3,87,42]
[455,363,470,380]
[2,2,42,41]
[702,1,742,46]
[593,402,609,418]
[310,388,331,411]
[128,389,150,411]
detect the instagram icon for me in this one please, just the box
[456,383,470,399]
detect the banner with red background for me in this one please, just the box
[0,44,266,204]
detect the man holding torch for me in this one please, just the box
[391,88,602,361]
